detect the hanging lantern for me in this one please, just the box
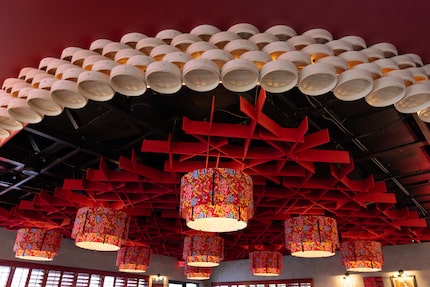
[249,250,282,276]
[116,245,151,273]
[340,240,383,272]
[183,234,224,267]
[13,228,63,261]
[71,207,129,251]
[180,168,253,233]
[185,265,212,280]
[284,215,339,258]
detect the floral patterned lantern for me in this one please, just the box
[185,265,212,280]
[284,215,339,258]
[116,245,151,273]
[180,168,253,233]
[341,240,383,272]
[71,207,129,251]
[13,228,63,261]
[183,234,224,267]
[249,250,282,276]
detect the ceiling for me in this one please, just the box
[1,0,430,262]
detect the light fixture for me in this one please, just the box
[190,24,221,42]
[89,39,113,54]
[228,23,259,39]
[171,33,202,51]
[339,272,355,287]
[200,48,233,69]
[369,42,398,58]
[135,37,166,55]
[186,41,218,59]
[286,35,316,50]
[298,62,337,96]
[7,87,44,124]
[395,81,430,113]
[340,240,383,272]
[71,206,129,251]
[302,28,333,44]
[259,60,298,93]
[249,250,282,276]
[27,89,64,116]
[180,167,254,233]
[221,59,259,92]
[248,33,278,50]
[365,75,406,107]
[155,28,182,45]
[0,93,24,131]
[114,48,142,64]
[223,39,258,59]
[209,31,240,49]
[339,35,367,51]
[120,32,147,48]
[264,25,297,41]
[182,59,220,92]
[145,61,182,94]
[183,234,224,267]
[360,47,384,62]
[333,68,374,101]
[284,215,339,258]
[325,40,353,56]
[13,228,63,261]
[116,245,151,273]
[77,59,117,101]
[262,41,295,60]
[184,265,212,280]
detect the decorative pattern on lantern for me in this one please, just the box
[183,234,224,267]
[284,215,339,258]
[71,207,129,251]
[340,240,383,272]
[13,228,63,261]
[180,168,253,233]
[185,265,213,280]
[116,245,151,273]
[249,250,282,276]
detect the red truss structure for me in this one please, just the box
[0,89,429,260]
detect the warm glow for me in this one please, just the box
[13,228,63,261]
[180,168,253,233]
[285,215,339,258]
[116,245,151,273]
[71,207,129,251]
[249,250,282,276]
[183,234,224,267]
[185,265,212,280]
[341,240,383,272]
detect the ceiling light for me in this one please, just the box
[126,54,155,73]
[248,32,279,50]
[405,53,423,67]
[162,51,192,70]
[149,44,180,61]
[55,64,78,79]
[0,93,24,131]
[240,50,272,69]
[209,31,240,49]
[82,55,110,71]
[406,67,428,82]
[110,64,147,96]
[190,24,221,42]
[60,47,83,61]
[116,245,151,273]
[417,105,430,123]
[89,39,113,53]
[387,69,414,86]
[365,75,406,107]
[285,215,339,258]
[221,59,259,93]
[317,56,348,75]
[338,51,368,69]
[262,41,295,60]
[183,234,224,267]
[46,59,70,75]
[339,35,367,51]
[302,28,333,44]
[298,62,337,96]
[155,28,182,45]
[264,25,297,41]
[186,41,218,59]
[394,81,430,113]
[180,168,253,233]
[71,49,99,67]
[200,48,233,69]
[223,39,259,59]
[13,228,63,261]
[286,35,316,50]
[171,33,202,51]
[259,60,298,93]
[353,63,382,80]
[146,61,182,94]
[77,59,117,101]
[184,265,212,280]
[302,43,334,63]
[8,87,44,124]
[325,40,353,56]
[369,42,398,58]
[114,48,142,64]
[278,51,311,70]
[50,79,88,109]
[182,59,220,92]
[373,58,399,75]
[249,250,282,276]
[340,240,383,272]
[27,89,63,116]
[391,55,416,69]
[120,32,147,48]
[228,23,259,39]
[333,68,374,101]
[135,37,166,55]
[361,47,384,62]
[71,207,129,251]
[102,42,133,60]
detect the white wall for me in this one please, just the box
[1,227,429,287]
[211,242,430,287]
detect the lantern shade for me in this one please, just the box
[116,246,151,273]
[13,228,63,261]
[183,234,224,267]
[180,168,253,233]
[340,240,383,272]
[250,250,282,276]
[185,265,212,280]
[71,207,129,251]
[285,215,339,258]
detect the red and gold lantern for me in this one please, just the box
[249,250,282,276]
[180,168,253,233]
[71,207,129,251]
[285,215,339,258]
[341,240,383,272]
[185,265,212,280]
[183,234,224,267]
[13,228,63,261]
[116,245,151,273]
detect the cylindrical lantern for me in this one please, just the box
[71,207,129,251]
[116,245,151,273]
[285,215,339,258]
[183,234,224,267]
[180,168,253,233]
[185,265,212,280]
[249,250,282,276]
[340,240,383,272]
[13,228,63,261]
